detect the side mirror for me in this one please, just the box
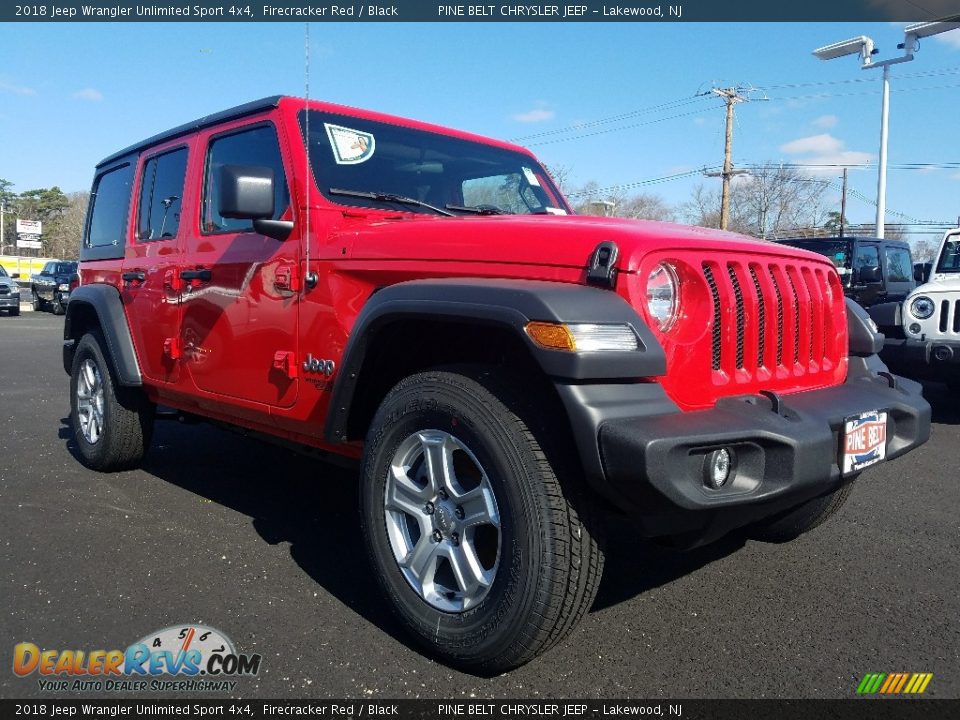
[11,273,19,279]
[217,165,292,241]
[859,265,882,284]
[913,263,930,284]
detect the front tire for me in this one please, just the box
[70,331,154,471]
[360,368,603,673]
[31,290,42,312]
[52,294,65,315]
[747,482,855,543]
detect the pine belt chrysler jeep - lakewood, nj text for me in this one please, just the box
[63,96,930,672]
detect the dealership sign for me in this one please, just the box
[16,219,41,235]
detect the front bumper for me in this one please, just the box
[556,355,930,541]
[0,294,20,309]
[883,337,960,373]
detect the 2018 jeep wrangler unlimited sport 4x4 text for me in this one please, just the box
[64,96,930,672]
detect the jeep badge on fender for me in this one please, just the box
[62,96,931,673]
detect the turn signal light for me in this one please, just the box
[525,322,577,351]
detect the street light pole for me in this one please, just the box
[876,64,890,238]
[813,19,960,240]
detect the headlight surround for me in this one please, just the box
[646,262,680,332]
[58,283,70,291]
[910,296,935,320]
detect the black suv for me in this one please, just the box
[31,260,78,315]
[777,236,916,308]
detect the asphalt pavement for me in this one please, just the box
[1,312,958,699]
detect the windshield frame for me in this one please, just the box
[298,109,571,217]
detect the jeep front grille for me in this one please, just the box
[701,259,842,384]
[936,299,960,334]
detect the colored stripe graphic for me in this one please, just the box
[857,672,932,694]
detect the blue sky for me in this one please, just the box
[1,21,958,236]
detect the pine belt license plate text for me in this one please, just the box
[842,411,888,475]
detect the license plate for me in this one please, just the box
[842,410,888,475]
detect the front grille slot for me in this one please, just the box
[954,301,960,334]
[703,264,722,371]
[769,268,784,366]
[941,301,950,333]
[749,266,766,367]
[728,265,746,368]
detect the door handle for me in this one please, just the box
[122,271,145,284]
[180,269,212,282]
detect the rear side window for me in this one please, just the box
[884,247,912,282]
[854,245,880,272]
[138,147,188,241]
[202,124,289,234]
[86,163,134,248]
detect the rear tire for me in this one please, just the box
[10,305,20,316]
[747,482,855,543]
[360,367,603,673]
[70,330,154,471]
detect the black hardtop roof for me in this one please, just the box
[96,96,283,168]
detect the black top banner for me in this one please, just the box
[4,0,960,23]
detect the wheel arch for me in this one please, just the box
[324,278,665,445]
[63,284,142,386]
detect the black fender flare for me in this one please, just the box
[324,278,665,443]
[63,284,143,386]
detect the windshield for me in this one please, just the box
[299,110,569,216]
[0,266,7,278]
[936,235,960,274]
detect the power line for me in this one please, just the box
[509,95,709,143]
[564,168,716,198]
[525,107,719,147]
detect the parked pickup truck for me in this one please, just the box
[31,260,78,315]
[63,96,931,672]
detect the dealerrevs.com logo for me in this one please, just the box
[13,625,261,692]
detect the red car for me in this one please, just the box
[64,96,929,671]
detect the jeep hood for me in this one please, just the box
[338,213,835,273]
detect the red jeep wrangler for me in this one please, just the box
[64,96,930,672]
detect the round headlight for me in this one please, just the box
[910,296,935,320]
[646,263,679,331]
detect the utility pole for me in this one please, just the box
[840,168,848,237]
[706,87,751,230]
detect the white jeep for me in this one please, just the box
[895,229,960,389]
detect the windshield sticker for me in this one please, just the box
[324,123,375,165]
[522,167,541,187]
[544,207,567,215]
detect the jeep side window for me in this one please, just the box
[137,147,188,241]
[853,245,880,279]
[86,163,134,248]
[884,247,912,282]
[202,124,290,234]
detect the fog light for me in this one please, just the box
[908,323,922,335]
[704,448,734,489]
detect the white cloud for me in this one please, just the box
[934,28,960,50]
[779,134,844,155]
[0,81,36,96]
[779,133,873,176]
[512,106,554,123]
[692,117,707,126]
[73,88,103,101]
[952,171,960,181]
[813,114,838,129]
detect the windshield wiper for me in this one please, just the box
[444,204,513,216]
[329,188,454,217]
